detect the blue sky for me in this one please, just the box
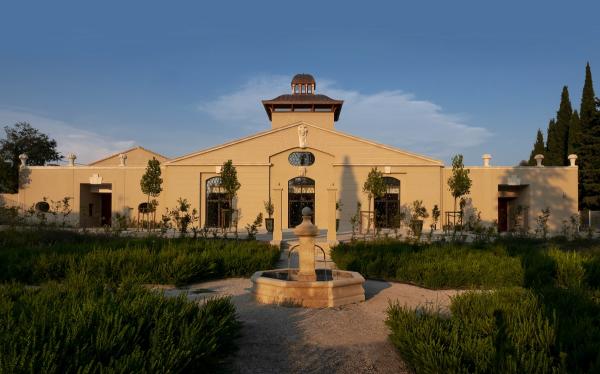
[1,1,599,165]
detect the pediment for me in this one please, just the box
[89,146,169,166]
[166,122,443,166]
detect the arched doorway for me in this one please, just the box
[288,177,315,228]
[375,177,400,229]
[206,177,230,228]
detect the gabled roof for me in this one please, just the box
[166,122,443,166]
[88,146,169,166]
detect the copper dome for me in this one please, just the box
[291,74,316,87]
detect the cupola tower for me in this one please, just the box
[262,74,343,129]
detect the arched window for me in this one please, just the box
[288,152,315,166]
[374,177,400,229]
[206,177,230,228]
[288,177,315,228]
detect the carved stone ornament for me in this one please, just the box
[298,125,308,148]
[89,173,103,185]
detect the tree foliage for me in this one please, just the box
[362,167,386,232]
[568,110,581,156]
[580,62,596,127]
[447,154,472,212]
[140,157,163,200]
[579,99,600,210]
[578,63,599,210]
[528,129,545,165]
[220,159,241,206]
[0,122,62,193]
[545,87,572,166]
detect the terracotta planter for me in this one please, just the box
[265,218,274,233]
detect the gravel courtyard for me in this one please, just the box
[178,278,463,374]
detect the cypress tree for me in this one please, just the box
[568,110,581,155]
[580,62,596,126]
[528,129,545,165]
[545,119,560,165]
[580,104,600,210]
[579,62,600,209]
[554,86,572,165]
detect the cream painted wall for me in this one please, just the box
[271,112,335,129]
[15,118,579,233]
[442,166,579,231]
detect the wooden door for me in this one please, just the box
[498,198,508,232]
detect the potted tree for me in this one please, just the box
[220,160,241,234]
[362,167,386,235]
[335,199,343,232]
[447,154,472,230]
[409,200,429,238]
[140,157,162,231]
[264,199,274,233]
[431,204,440,230]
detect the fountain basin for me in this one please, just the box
[251,268,365,308]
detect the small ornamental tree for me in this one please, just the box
[140,157,163,230]
[220,160,241,228]
[447,154,472,215]
[362,167,386,234]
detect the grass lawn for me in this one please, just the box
[332,238,600,373]
[0,228,280,373]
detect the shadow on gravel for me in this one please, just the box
[364,280,392,300]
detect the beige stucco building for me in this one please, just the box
[4,74,578,243]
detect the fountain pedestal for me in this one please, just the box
[293,210,319,281]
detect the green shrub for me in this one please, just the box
[548,247,586,289]
[0,229,280,286]
[387,288,560,373]
[0,280,241,373]
[332,240,523,289]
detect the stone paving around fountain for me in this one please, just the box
[171,261,463,373]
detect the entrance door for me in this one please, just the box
[288,177,315,228]
[100,193,112,226]
[498,198,508,232]
[374,177,400,228]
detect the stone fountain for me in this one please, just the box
[251,207,365,308]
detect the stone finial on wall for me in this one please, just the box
[568,154,578,167]
[534,154,544,167]
[482,154,492,167]
[119,153,127,167]
[67,153,77,167]
[18,153,28,167]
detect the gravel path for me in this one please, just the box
[177,278,463,374]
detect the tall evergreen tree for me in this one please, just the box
[579,101,600,210]
[580,62,596,126]
[528,129,545,165]
[568,110,581,155]
[554,86,572,165]
[578,63,599,210]
[545,119,560,165]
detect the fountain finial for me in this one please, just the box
[294,207,318,237]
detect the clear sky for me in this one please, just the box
[1,1,599,165]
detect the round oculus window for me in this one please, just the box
[288,152,315,166]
